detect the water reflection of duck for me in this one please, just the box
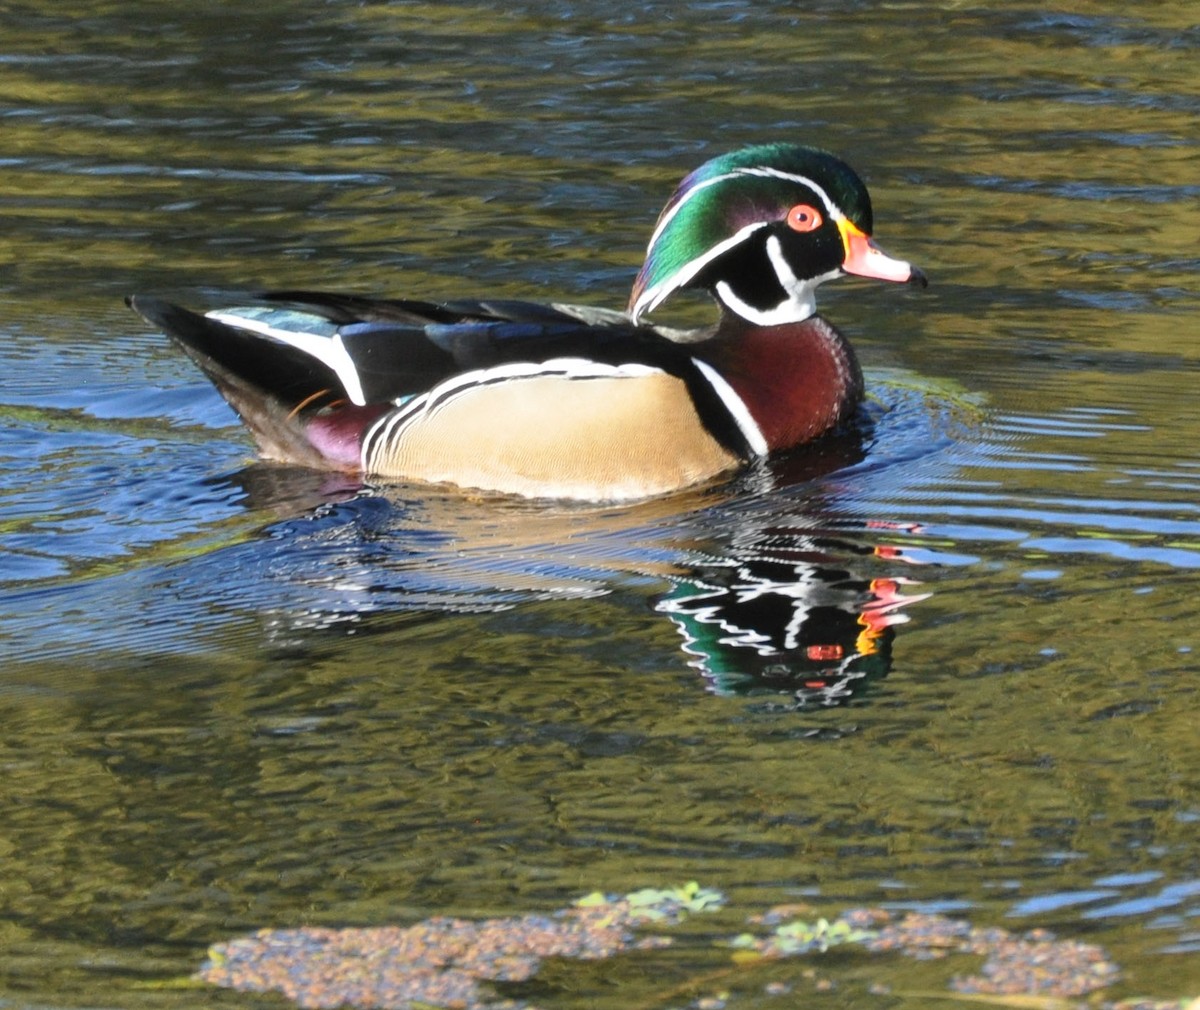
[129,144,925,501]
[659,534,927,707]
[219,447,929,707]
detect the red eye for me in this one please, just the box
[786,203,823,232]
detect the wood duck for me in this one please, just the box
[129,143,926,501]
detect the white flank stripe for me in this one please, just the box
[207,311,368,406]
[690,357,769,457]
[362,405,413,471]
[361,358,665,470]
[424,358,660,418]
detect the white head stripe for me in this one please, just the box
[734,167,843,220]
[634,163,848,321]
[632,221,768,321]
[645,165,843,254]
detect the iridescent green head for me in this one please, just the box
[628,144,923,325]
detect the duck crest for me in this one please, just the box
[628,144,877,323]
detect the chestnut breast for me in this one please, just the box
[698,314,864,452]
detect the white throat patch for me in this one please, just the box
[715,234,838,326]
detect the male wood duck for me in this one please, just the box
[129,143,926,500]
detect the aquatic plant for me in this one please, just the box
[728,914,873,958]
[578,880,727,921]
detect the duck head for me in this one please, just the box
[629,143,927,325]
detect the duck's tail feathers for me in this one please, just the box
[127,295,337,468]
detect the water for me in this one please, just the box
[1,2,1198,1007]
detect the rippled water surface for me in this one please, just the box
[2,3,1199,1007]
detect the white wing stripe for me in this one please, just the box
[206,311,368,406]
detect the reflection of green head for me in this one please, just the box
[628,144,875,321]
[657,576,894,704]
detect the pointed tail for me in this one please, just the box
[128,295,344,468]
